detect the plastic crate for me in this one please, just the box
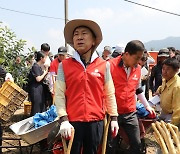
[0,81,28,121]
[24,101,32,115]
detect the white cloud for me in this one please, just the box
[23,28,66,55]
[84,7,114,22]
[47,28,65,55]
[71,7,114,26]
[45,1,180,52]
[103,0,180,46]
[48,28,63,40]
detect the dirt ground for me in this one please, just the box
[1,105,161,154]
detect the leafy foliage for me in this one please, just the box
[0,22,35,87]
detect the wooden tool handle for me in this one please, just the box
[62,128,75,154]
[102,116,111,154]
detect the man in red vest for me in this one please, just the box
[109,40,156,154]
[54,19,119,154]
[50,46,67,75]
[49,46,67,94]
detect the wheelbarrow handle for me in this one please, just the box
[62,128,75,154]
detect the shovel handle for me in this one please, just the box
[102,116,111,154]
[62,128,75,154]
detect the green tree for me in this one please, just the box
[0,21,34,87]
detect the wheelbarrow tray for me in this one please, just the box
[10,116,57,145]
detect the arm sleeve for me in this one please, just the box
[136,73,150,107]
[171,86,180,125]
[54,63,67,118]
[136,77,142,90]
[31,64,42,78]
[104,61,118,116]
[49,72,56,92]
[137,93,150,108]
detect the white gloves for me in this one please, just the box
[59,120,119,139]
[111,120,119,137]
[5,73,14,82]
[59,121,74,139]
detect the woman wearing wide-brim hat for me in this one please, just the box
[54,19,119,154]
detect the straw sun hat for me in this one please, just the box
[64,19,102,50]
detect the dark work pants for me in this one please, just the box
[145,78,150,100]
[106,112,142,154]
[70,121,104,154]
[118,112,141,154]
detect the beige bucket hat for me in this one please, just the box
[64,19,102,50]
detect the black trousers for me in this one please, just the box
[70,121,103,154]
[29,85,46,116]
[145,78,150,100]
[106,112,142,154]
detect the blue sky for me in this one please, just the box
[1,0,180,55]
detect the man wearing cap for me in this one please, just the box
[150,48,170,95]
[54,19,119,154]
[50,47,67,75]
[102,46,112,60]
[111,45,124,58]
[49,47,67,94]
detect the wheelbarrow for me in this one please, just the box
[9,116,58,145]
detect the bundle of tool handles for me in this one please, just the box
[152,121,180,154]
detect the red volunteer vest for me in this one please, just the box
[62,57,106,122]
[110,56,141,114]
[50,58,60,75]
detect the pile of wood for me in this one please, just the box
[152,121,180,154]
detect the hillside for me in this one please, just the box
[144,36,180,50]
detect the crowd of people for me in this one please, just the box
[1,18,180,154]
[54,19,179,154]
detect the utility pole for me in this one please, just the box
[64,0,68,48]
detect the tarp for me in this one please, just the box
[33,105,57,128]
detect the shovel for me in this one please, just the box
[62,128,75,154]
[102,116,111,154]
[47,122,75,154]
